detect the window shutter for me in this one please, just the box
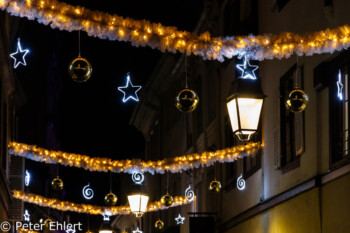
[8,155,24,221]
[294,66,305,156]
[294,112,304,155]
[273,88,281,169]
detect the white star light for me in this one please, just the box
[102,210,112,221]
[10,38,29,69]
[66,227,76,233]
[133,227,143,233]
[118,73,142,102]
[175,214,185,224]
[337,70,343,101]
[24,209,30,222]
[236,56,258,80]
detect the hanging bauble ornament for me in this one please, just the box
[51,177,64,191]
[208,179,221,193]
[68,56,92,82]
[104,192,118,206]
[160,194,174,207]
[44,218,53,228]
[175,88,199,113]
[86,231,94,233]
[154,219,164,230]
[285,89,309,113]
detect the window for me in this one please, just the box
[329,68,350,167]
[314,50,350,169]
[279,65,305,173]
[224,0,257,36]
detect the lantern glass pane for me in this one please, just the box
[237,97,263,131]
[128,194,149,214]
[227,98,239,133]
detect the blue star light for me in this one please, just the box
[118,73,142,102]
[236,56,258,80]
[337,70,343,101]
[175,214,185,224]
[10,38,29,69]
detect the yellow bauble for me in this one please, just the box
[104,192,118,206]
[68,56,92,82]
[86,231,94,233]
[44,218,52,228]
[175,89,199,113]
[51,177,64,191]
[209,179,221,193]
[154,219,164,230]
[285,89,309,113]
[160,194,174,207]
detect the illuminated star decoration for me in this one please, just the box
[10,38,29,69]
[24,209,30,222]
[66,227,76,233]
[102,210,112,221]
[133,227,143,233]
[118,73,142,102]
[236,56,259,80]
[337,70,343,101]
[25,170,30,187]
[175,214,185,224]
[237,174,246,191]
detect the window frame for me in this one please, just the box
[279,64,305,173]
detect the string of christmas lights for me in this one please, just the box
[8,142,262,174]
[1,0,350,61]
[18,228,38,233]
[12,190,195,215]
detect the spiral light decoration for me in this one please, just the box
[237,174,246,191]
[82,183,94,200]
[185,185,194,202]
[132,171,144,184]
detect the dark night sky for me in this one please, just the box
[11,0,203,231]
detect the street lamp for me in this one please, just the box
[127,193,149,218]
[99,222,113,233]
[226,78,265,141]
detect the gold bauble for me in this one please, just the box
[209,179,221,193]
[175,88,199,113]
[285,89,309,113]
[44,218,52,228]
[51,177,64,191]
[154,219,164,230]
[160,194,174,207]
[86,231,94,233]
[68,56,93,82]
[104,192,118,206]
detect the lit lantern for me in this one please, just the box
[127,193,149,218]
[99,222,113,233]
[226,78,265,141]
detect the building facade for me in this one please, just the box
[0,11,25,224]
[131,0,350,233]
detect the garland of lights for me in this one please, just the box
[8,142,261,174]
[1,0,350,61]
[12,190,194,215]
[18,228,38,233]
